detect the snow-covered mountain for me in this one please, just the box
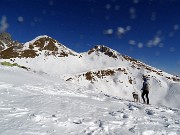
[0,34,180,109]
[0,35,77,59]
[0,34,180,134]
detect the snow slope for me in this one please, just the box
[0,65,180,135]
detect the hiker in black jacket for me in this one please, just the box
[141,77,150,104]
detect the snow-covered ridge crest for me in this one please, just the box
[27,35,50,43]
[23,35,78,56]
[87,45,121,59]
[0,35,78,59]
[0,34,179,83]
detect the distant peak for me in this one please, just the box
[0,32,22,52]
[0,32,12,40]
[88,45,120,58]
[35,35,53,39]
[29,35,57,43]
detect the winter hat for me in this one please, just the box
[143,77,147,81]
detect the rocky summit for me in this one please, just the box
[0,32,22,52]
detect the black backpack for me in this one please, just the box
[143,82,150,91]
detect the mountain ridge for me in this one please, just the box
[0,33,179,81]
[0,33,180,108]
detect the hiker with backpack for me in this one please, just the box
[141,76,150,104]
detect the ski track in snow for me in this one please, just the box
[0,67,180,135]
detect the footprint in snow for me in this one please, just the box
[175,120,180,124]
[109,111,117,116]
[73,119,82,124]
[68,117,82,124]
[163,122,171,127]
[129,125,136,133]
[122,113,129,119]
[161,115,168,122]
[109,110,131,119]
[109,110,124,117]
[128,103,142,111]
[145,109,155,115]
[28,113,42,122]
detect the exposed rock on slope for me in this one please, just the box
[88,45,120,59]
[66,67,128,82]
[23,36,77,57]
[0,32,22,52]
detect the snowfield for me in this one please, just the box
[0,65,180,135]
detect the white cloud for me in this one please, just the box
[129,7,136,14]
[126,26,131,31]
[147,36,162,47]
[104,26,131,37]
[49,0,54,6]
[153,36,161,46]
[169,47,175,52]
[169,24,179,37]
[0,16,9,33]
[128,40,136,45]
[104,29,113,35]
[117,27,125,34]
[18,16,24,23]
[129,7,136,19]
[117,26,131,37]
[115,5,120,11]
[133,0,139,4]
[105,4,111,10]
[174,24,179,30]
[138,42,143,48]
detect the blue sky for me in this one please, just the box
[0,0,180,75]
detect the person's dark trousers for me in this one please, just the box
[141,90,149,104]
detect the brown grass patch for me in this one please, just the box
[85,72,93,81]
[0,47,19,59]
[20,50,38,58]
